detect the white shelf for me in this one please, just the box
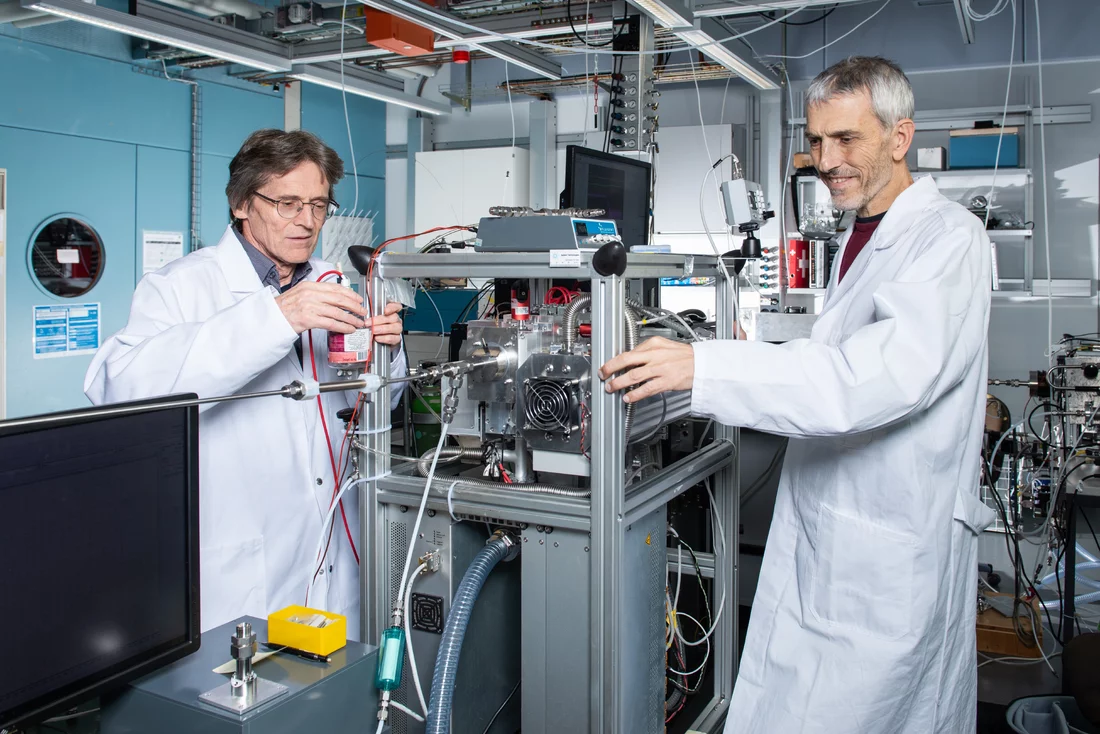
[787,288,827,295]
[988,229,1032,238]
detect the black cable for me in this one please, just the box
[1027,402,1061,450]
[758,3,838,25]
[566,0,627,47]
[481,681,520,734]
[667,533,712,696]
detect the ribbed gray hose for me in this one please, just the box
[562,294,638,440]
[417,448,591,497]
[425,538,511,734]
[416,445,481,477]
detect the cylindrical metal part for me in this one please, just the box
[230,621,257,690]
[512,437,531,483]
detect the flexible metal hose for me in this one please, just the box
[563,294,639,440]
[562,294,591,353]
[417,448,591,498]
[416,445,481,477]
[425,538,513,734]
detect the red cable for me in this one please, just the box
[316,269,343,282]
[307,330,360,565]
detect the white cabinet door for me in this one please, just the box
[653,124,733,234]
[414,147,530,250]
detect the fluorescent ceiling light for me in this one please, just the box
[628,0,693,29]
[676,18,779,90]
[21,0,291,72]
[290,63,451,115]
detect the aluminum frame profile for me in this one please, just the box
[694,0,867,16]
[355,0,563,80]
[22,0,291,72]
[358,250,740,732]
[435,3,616,46]
[627,0,693,28]
[291,37,390,64]
[676,17,779,90]
[289,62,451,115]
[951,0,976,43]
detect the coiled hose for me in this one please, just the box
[417,447,591,498]
[425,537,513,734]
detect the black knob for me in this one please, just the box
[592,241,627,277]
[347,245,377,275]
[337,408,355,422]
[610,112,625,121]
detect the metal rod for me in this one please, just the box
[0,388,291,429]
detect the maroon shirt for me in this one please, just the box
[837,212,886,283]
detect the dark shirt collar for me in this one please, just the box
[233,226,313,291]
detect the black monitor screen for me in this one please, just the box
[563,145,652,248]
[0,399,200,729]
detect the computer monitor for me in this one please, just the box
[562,145,652,249]
[0,397,201,729]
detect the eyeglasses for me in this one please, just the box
[253,191,338,221]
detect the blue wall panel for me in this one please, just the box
[300,84,387,242]
[1,34,386,417]
[136,146,190,283]
[0,127,137,418]
[0,35,189,149]
[300,84,387,182]
[201,81,284,158]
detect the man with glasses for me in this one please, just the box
[85,129,407,637]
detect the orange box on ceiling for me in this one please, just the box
[365,8,435,57]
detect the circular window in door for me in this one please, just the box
[29,217,105,298]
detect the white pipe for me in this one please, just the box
[1038,588,1100,610]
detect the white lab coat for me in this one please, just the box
[84,225,406,636]
[691,177,997,734]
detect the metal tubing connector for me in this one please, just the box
[230,622,258,692]
[490,529,520,562]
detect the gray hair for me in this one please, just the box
[805,56,914,129]
[226,129,344,213]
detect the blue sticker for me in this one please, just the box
[34,303,100,359]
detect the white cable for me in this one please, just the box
[763,0,893,60]
[375,718,385,734]
[672,477,729,647]
[416,280,446,360]
[447,479,461,521]
[391,700,425,723]
[502,61,516,206]
[978,0,1014,293]
[403,564,430,717]
[384,0,808,57]
[339,0,359,212]
[305,472,386,602]
[396,410,453,611]
[667,612,711,676]
[964,0,1012,21]
[1033,0,1053,360]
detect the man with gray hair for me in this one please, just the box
[600,57,994,732]
[85,129,407,637]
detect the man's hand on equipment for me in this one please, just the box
[370,302,404,347]
[275,281,367,335]
[598,336,695,403]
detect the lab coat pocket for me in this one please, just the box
[800,504,917,640]
[200,536,268,631]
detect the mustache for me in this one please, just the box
[819,168,860,179]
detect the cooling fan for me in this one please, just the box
[524,378,579,433]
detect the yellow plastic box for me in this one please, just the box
[267,605,347,656]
